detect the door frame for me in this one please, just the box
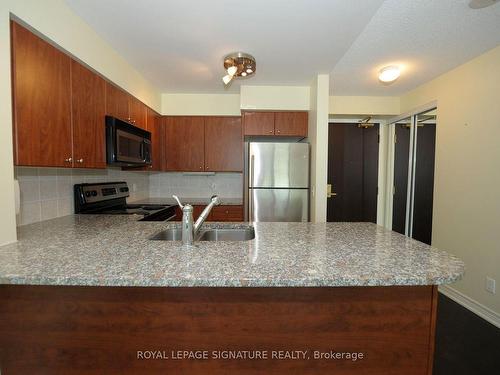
[326,119,388,225]
[385,101,438,233]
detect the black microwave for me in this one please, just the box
[105,116,152,166]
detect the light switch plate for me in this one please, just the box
[486,277,496,294]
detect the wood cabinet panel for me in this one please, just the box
[128,95,147,129]
[164,116,205,171]
[274,111,308,137]
[71,61,106,169]
[210,205,244,221]
[11,22,72,167]
[243,112,275,136]
[204,117,243,172]
[105,82,129,121]
[147,108,163,171]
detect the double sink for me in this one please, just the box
[150,226,255,242]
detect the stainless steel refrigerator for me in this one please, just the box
[244,142,309,222]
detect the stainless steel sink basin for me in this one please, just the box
[198,228,255,241]
[149,227,255,242]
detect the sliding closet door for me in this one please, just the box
[392,118,411,235]
[411,111,436,245]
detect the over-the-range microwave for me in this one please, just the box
[105,116,152,167]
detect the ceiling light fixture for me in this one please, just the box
[468,0,498,9]
[222,52,256,86]
[378,65,400,83]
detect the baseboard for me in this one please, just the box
[438,285,500,329]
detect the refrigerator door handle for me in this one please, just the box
[249,154,255,221]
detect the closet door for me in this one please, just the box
[392,119,411,235]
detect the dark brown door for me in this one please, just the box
[392,123,411,235]
[412,124,436,245]
[105,82,129,121]
[128,96,147,129]
[274,112,308,137]
[11,21,72,167]
[243,112,274,136]
[71,61,106,169]
[164,116,205,171]
[204,116,243,172]
[327,123,379,223]
[146,108,163,171]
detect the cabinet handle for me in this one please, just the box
[64,157,72,163]
[269,130,273,134]
[276,130,281,134]
[199,166,202,170]
[206,166,209,170]
[76,158,84,163]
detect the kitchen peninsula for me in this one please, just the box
[0,216,464,374]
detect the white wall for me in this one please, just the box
[400,45,500,315]
[0,0,161,244]
[162,93,240,115]
[240,85,310,110]
[308,75,330,222]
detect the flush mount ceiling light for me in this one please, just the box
[378,65,400,83]
[222,52,256,86]
[468,0,498,9]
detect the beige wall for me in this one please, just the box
[0,0,161,245]
[401,45,500,314]
[308,75,330,222]
[329,95,400,116]
[240,85,310,110]
[162,93,240,115]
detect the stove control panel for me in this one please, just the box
[75,182,130,204]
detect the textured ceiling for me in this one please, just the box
[331,0,500,95]
[65,0,500,95]
[65,0,384,93]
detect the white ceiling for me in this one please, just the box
[65,0,500,95]
[331,0,500,95]
[65,0,385,93]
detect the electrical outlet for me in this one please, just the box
[485,277,496,294]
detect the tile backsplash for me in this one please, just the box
[15,167,150,226]
[149,172,243,199]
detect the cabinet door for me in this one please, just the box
[128,95,147,129]
[71,61,106,169]
[209,205,244,222]
[147,108,163,171]
[105,82,129,121]
[204,116,243,172]
[275,112,308,137]
[11,22,72,167]
[243,112,275,136]
[164,116,205,171]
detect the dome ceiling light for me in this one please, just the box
[468,0,498,9]
[222,52,256,86]
[378,65,400,84]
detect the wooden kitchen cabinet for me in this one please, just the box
[204,116,243,172]
[128,95,147,129]
[164,116,205,171]
[243,111,308,137]
[210,205,244,221]
[275,111,308,136]
[146,107,163,171]
[11,21,72,167]
[71,61,106,169]
[243,112,275,136]
[105,82,129,122]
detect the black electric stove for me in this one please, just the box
[74,182,176,221]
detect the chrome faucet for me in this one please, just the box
[172,195,221,246]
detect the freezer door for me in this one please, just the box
[249,188,309,222]
[249,142,309,188]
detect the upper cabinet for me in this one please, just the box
[164,116,205,172]
[163,116,243,172]
[11,21,72,167]
[128,95,147,130]
[243,111,308,137]
[105,82,129,121]
[71,61,106,169]
[146,107,163,171]
[205,116,243,172]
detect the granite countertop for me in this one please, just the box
[0,215,464,287]
[133,197,243,206]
